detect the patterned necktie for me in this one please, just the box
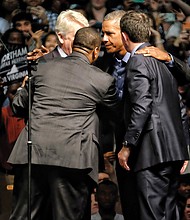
[112,59,126,100]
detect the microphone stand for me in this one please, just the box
[27,60,36,220]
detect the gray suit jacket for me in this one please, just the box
[123,43,189,172]
[9,51,118,182]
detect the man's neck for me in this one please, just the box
[130,42,144,57]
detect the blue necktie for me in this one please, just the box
[112,59,126,100]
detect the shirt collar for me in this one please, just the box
[115,52,131,64]
[57,45,67,58]
[130,43,144,57]
[123,52,131,63]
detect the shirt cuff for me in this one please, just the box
[166,53,174,67]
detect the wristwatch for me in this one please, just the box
[122,140,130,148]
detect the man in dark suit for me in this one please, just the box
[118,10,189,220]
[100,10,138,220]
[8,27,119,220]
[99,10,190,220]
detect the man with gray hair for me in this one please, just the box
[27,9,89,61]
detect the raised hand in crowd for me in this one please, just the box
[27,29,44,49]
[170,0,190,16]
[27,5,49,27]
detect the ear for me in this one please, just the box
[92,46,100,61]
[121,31,128,43]
[57,33,64,44]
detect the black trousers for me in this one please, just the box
[115,125,140,220]
[136,161,183,220]
[9,164,94,220]
[116,161,140,220]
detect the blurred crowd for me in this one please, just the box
[1,0,190,104]
[1,0,190,220]
[0,0,190,62]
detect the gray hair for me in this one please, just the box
[55,10,89,36]
[103,10,126,26]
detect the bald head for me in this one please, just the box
[73,27,102,51]
[73,27,102,63]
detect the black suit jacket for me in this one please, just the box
[123,43,189,172]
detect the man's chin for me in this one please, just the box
[105,48,116,54]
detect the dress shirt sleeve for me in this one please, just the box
[165,53,174,67]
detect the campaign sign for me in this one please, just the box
[0,44,28,86]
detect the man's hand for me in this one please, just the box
[29,29,44,48]
[21,76,29,88]
[118,146,131,171]
[180,160,189,174]
[27,45,50,61]
[135,46,172,62]
[104,151,116,162]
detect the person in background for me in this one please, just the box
[183,194,190,220]
[0,28,26,59]
[0,81,25,220]
[177,174,190,219]
[118,10,189,220]
[122,0,146,11]
[0,0,21,27]
[0,26,27,220]
[91,179,124,220]
[20,0,58,31]
[51,0,69,14]
[42,31,58,52]
[0,17,10,35]
[12,11,44,51]
[91,171,110,217]
[163,15,190,64]
[85,0,112,32]
[0,27,27,108]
